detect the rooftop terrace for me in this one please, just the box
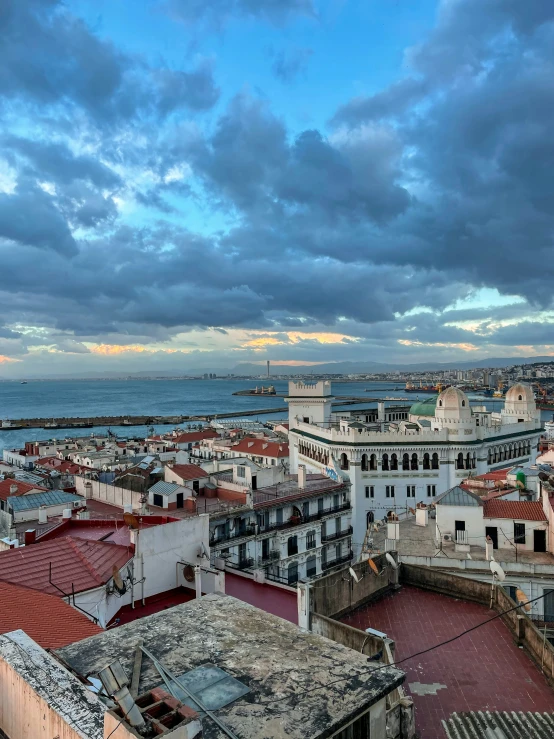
[341,585,554,739]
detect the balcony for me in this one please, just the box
[210,523,256,546]
[321,526,353,543]
[258,503,351,535]
[226,556,254,571]
[321,551,353,571]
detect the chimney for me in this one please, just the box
[9,484,18,495]
[298,464,307,489]
[24,529,36,546]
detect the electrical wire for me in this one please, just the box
[264,588,552,707]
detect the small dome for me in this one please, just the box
[436,386,470,410]
[505,383,534,404]
[409,396,438,417]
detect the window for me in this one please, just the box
[365,485,374,498]
[288,562,298,585]
[390,453,398,471]
[386,485,395,498]
[456,452,464,470]
[306,555,316,578]
[288,535,298,556]
[411,453,418,470]
[276,508,283,525]
[423,453,430,470]
[514,522,526,544]
[302,416,310,423]
[407,485,416,498]
[370,453,377,471]
[306,530,316,549]
[544,589,554,622]
[153,493,164,507]
[317,498,323,514]
[237,465,246,478]
[427,485,436,497]
[361,454,368,472]
[462,400,466,407]
[504,585,517,601]
[340,453,349,470]
[402,453,410,471]
[382,453,389,471]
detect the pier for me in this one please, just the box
[0,396,410,430]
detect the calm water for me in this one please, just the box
[0,379,545,453]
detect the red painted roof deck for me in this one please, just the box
[110,587,196,626]
[225,572,298,624]
[341,585,554,739]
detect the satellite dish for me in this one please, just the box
[348,567,360,584]
[112,565,127,595]
[489,560,505,582]
[368,559,380,576]
[516,588,531,612]
[385,552,398,570]
[123,512,139,530]
[183,564,195,582]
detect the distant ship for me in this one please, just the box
[20,381,28,385]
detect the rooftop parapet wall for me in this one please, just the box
[287,380,332,397]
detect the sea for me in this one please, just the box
[0,378,546,454]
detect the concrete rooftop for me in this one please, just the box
[57,593,404,739]
[373,516,554,569]
[341,585,554,739]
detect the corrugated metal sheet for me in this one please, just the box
[148,480,180,496]
[436,485,482,507]
[443,710,554,738]
[7,490,83,512]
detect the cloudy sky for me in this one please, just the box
[1,0,553,377]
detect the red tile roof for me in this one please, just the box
[231,438,289,458]
[169,464,209,481]
[483,500,547,521]
[0,536,132,596]
[173,430,220,444]
[0,479,48,501]
[36,457,92,474]
[474,469,511,481]
[0,581,102,648]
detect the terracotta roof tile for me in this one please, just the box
[0,581,102,648]
[0,479,48,501]
[173,430,220,444]
[231,438,289,458]
[169,464,209,481]
[0,536,132,596]
[483,500,547,521]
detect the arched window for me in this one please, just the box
[370,453,377,471]
[518,394,522,401]
[456,452,464,470]
[382,453,389,471]
[465,452,471,470]
[462,400,466,407]
[411,453,418,470]
[361,454,368,472]
[487,449,492,465]
[439,400,443,406]
[340,453,349,470]
[402,453,410,471]
[472,452,476,469]
[288,562,299,585]
[390,453,398,471]
[432,453,439,470]
[423,453,430,470]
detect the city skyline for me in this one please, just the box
[1,0,554,377]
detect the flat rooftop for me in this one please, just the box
[373,516,554,568]
[341,585,554,739]
[254,473,346,507]
[57,593,403,739]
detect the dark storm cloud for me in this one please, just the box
[0,0,219,122]
[271,47,313,82]
[331,78,428,126]
[0,183,77,255]
[162,0,316,28]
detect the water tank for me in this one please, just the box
[38,506,48,524]
[545,421,554,441]
[62,508,73,519]
[516,470,526,489]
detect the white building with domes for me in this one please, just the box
[286,380,542,561]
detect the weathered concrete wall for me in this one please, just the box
[75,476,142,509]
[311,554,392,618]
[401,564,554,685]
[311,612,383,656]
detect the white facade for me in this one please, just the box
[286,381,543,559]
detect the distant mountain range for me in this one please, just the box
[6,355,554,380]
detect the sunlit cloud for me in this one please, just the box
[398,340,478,352]
[0,355,19,364]
[240,331,360,351]
[90,344,182,355]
